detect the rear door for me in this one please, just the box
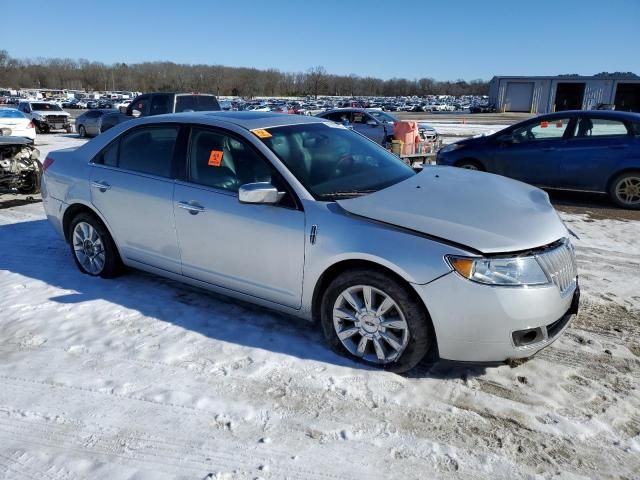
[491,116,574,187]
[90,125,182,272]
[172,126,305,308]
[559,115,634,191]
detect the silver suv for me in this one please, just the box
[17,101,72,133]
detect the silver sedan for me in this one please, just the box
[41,112,579,372]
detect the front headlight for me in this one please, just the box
[439,143,465,154]
[447,255,549,286]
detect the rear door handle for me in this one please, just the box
[178,201,205,214]
[91,180,111,191]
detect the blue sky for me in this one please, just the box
[3,0,638,80]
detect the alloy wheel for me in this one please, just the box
[332,285,410,364]
[72,221,106,275]
[615,175,640,206]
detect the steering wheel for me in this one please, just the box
[335,154,354,175]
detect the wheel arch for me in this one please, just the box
[62,202,119,250]
[455,157,485,171]
[606,167,640,193]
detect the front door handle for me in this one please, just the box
[91,180,111,192]
[178,201,205,215]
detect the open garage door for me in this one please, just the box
[555,83,585,111]
[614,83,640,112]
[503,82,534,112]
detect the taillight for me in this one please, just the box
[43,156,55,172]
[28,121,35,129]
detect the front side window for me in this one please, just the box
[575,117,629,137]
[187,128,272,192]
[512,117,571,142]
[368,110,397,123]
[117,127,178,177]
[258,123,415,200]
[324,111,352,124]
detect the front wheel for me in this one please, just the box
[78,125,86,138]
[69,213,123,278]
[320,269,434,373]
[609,171,640,209]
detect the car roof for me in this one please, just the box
[538,110,640,121]
[139,111,327,130]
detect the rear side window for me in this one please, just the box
[94,127,178,177]
[575,117,629,137]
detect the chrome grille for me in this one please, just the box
[45,115,67,124]
[536,241,578,296]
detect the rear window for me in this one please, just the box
[175,95,221,113]
[575,117,629,137]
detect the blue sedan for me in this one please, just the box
[436,111,640,209]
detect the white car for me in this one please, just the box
[0,108,36,140]
[17,101,72,133]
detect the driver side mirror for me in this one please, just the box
[239,182,284,205]
[131,109,142,118]
[367,119,378,127]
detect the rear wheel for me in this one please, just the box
[320,269,433,373]
[609,171,640,209]
[455,159,484,171]
[69,213,123,278]
[78,125,86,138]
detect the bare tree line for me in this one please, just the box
[0,51,489,97]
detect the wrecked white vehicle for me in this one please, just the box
[0,137,42,194]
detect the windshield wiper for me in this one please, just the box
[317,189,377,199]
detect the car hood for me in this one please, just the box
[336,167,568,254]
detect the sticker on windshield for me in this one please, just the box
[251,128,272,139]
[208,150,224,167]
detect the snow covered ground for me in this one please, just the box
[0,132,639,479]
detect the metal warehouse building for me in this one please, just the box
[489,75,640,114]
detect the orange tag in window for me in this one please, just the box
[540,121,549,128]
[556,120,563,128]
[251,128,272,138]
[208,150,224,167]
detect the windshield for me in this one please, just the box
[368,110,397,123]
[31,103,63,112]
[258,122,415,200]
[0,109,25,118]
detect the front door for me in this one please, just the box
[352,112,386,145]
[492,116,574,187]
[90,125,182,273]
[173,126,305,308]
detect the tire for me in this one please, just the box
[455,159,484,171]
[78,125,86,138]
[68,212,123,278]
[17,160,42,195]
[320,269,434,373]
[609,171,640,209]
